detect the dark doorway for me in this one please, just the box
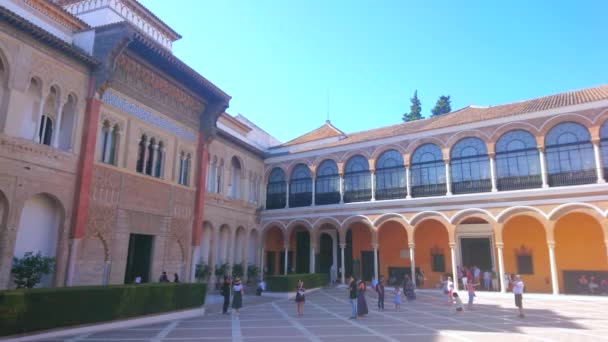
[266,251,276,275]
[360,250,376,281]
[319,233,333,275]
[345,230,353,277]
[460,237,492,271]
[124,233,154,284]
[280,250,294,274]
[295,231,310,273]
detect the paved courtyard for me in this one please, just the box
[48,287,608,341]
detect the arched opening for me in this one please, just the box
[289,164,312,207]
[344,155,371,203]
[289,226,311,273]
[58,94,76,150]
[315,159,340,205]
[266,168,286,209]
[410,144,446,197]
[200,222,214,265]
[39,86,60,146]
[455,217,495,280]
[344,223,373,280]
[230,156,242,199]
[154,141,164,178]
[13,193,63,288]
[545,122,596,186]
[234,226,247,266]
[263,226,285,275]
[216,225,231,267]
[450,137,491,194]
[600,120,608,182]
[554,212,608,294]
[503,215,551,293]
[495,130,542,190]
[145,137,156,176]
[375,150,406,200]
[377,221,409,285]
[20,78,42,140]
[414,219,451,288]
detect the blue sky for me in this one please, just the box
[141,0,607,143]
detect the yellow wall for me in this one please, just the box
[350,223,372,278]
[378,221,410,279]
[555,213,608,292]
[503,216,551,293]
[414,219,451,288]
[265,227,284,275]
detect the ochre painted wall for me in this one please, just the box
[378,221,410,279]
[503,216,551,293]
[554,213,608,292]
[414,219,452,288]
[265,227,284,275]
[350,223,372,276]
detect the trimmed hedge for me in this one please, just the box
[0,283,206,337]
[265,273,328,292]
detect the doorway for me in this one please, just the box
[295,231,310,273]
[319,233,333,274]
[360,250,376,281]
[266,251,276,275]
[124,233,154,283]
[460,237,492,271]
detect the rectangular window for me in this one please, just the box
[517,255,533,274]
[431,254,445,272]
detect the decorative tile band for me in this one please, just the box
[102,91,197,143]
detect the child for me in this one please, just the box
[466,280,476,310]
[393,286,402,310]
[452,292,464,313]
[445,276,454,304]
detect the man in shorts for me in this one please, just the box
[512,275,525,318]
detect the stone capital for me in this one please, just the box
[408,242,415,249]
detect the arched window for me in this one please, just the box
[230,157,242,199]
[315,159,340,205]
[39,86,58,146]
[155,141,164,178]
[601,120,608,182]
[410,144,446,197]
[178,151,191,186]
[344,155,371,203]
[38,115,53,146]
[266,168,286,209]
[545,122,596,186]
[101,121,119,165]
[495,130,541,190]
[289,164,312,207]
[145,138,156,176]
[375,150,406,200]
[136,135,147,173]
[450,137,491,194]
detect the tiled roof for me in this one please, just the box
[289,85,608,152]
[281,120,346,147]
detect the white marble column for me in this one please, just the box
[489,153,498,192]
[283,246,289,275]
[539,147,549,188]
[340,243,346,284]
[405,166,411,199]
[310,245,316,274]
[311,176,316,206]
[497,243,506,293]
[593,141,605,183]
[285,183,290,208]
[445,161,452,196]
[370,170,376,201]
[450,243,458,291]
[373,243,379,281]
[409,243,416,289]
[52,102,65,148]
[339,173,345,204]
[548,241,559,295]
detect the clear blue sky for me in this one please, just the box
[141,0,607,143]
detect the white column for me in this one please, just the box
[283,246,289,275]
[409,243,416,289]
[339,174,345,204]
[159,147,166,178]
[445,161,452,196]
[148,144,157,175]
[489,153,498,192]
[405,165,411,199]
[548,241,559,295]
[593,141,605,183]
[370,170,376,201]
[340,243,346,284]
[539,147,549,188]
[450,243,458,291]
[497,243,506,293]
[285,183,290,208]
[311,177,316,206]
[52,102,65,148]
[310,245,316,274]
[373,244,379,281]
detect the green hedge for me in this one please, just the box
[0,283,206,337]
[265,273,328,292]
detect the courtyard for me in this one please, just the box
[48,287,608,342]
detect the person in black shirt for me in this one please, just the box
[348,276,358,319]
[376,275,385,311]
[221,276,231,314]
[159,271,169,283]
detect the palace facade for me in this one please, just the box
[0,0,607,295]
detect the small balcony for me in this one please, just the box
[497,175,542,191]
[452,179,492,195]
[411,183,447,198]
[548,170,597,187]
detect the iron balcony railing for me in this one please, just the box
[266,193,286,209]
[548,169,597,187]
[451,178,492,195]
[289,192,312,207]
[344,189,372,203]
[375,187,407,200]
[315,191,341,205]
[496,174,542,191]
[411,183,447,198]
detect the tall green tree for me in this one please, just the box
[402,90,422,122]
[431,95,452,116]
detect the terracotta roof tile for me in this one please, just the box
[281,120,345,147]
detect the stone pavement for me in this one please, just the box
[47,287,608,341]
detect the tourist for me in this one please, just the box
[483,270,491,290]
[232,277,244,315]
[404,275,416,301]
[512,275,525,318]
[357,280,368,317]
[376,275,385,311]
[473,265,481,284]
[461,267,468,289]
[417,269,425,288]
[256,278,266,296]
[347,276,358,319]
[444,276,454,304]
[589,275,599,294]
[466,267,473,287]
[173,273,179,283]
[159,271,169,283]
[491,269,499,291]
[371,277,378,290]
[393,285,402,310]
[577,274,589,293]
[330,264,337,285]
[467,280,476,310]
[453,292,464,313]
[504,273,512,292]
[134,276,142,284]
[221,276,232,314]
[295,280,306,316]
